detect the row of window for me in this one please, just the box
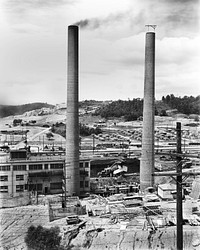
[0,179,89,193]
[29,183,43,191]
[0,175,24,182]
[28,182,62,191]
[0,166,10,171]
[80,170,89,176]
[80,180,89,188]
[79,162,89,168]
[13,165,26,171]
[0,185,25,193]
[50,164,63,169]
[16,175,24,181]
[29,164,43,170]
[0,186,8,192]
[0,172,89,182]
[0,176,8,181]
[0,162,89,172]
[0,165,26,171]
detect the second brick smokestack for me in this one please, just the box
[65,25,80,196]
[140,32,155,191]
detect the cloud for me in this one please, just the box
[155,35,200,98]
[5,0,74,11]
[140,0,199,37]
[73,10,132,29]
[74,0,199,38]
[4,0,199,38]
[11,23,44,34]
[3,0,76,34]
[80,27,199,101]
[1,0,199,104]
[157,36,200,65]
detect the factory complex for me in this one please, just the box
[0,25,200,249]
[0,150,90,205]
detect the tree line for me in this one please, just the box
[51,122,102,137]
[94,99,143,121]
[162,94,200,115]
[94,95,200,121]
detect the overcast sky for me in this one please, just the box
[0,0,199,105]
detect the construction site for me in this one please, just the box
[0,25,200,250]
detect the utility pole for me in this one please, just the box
[92,134,95,155]
[36,179,38,205]
[62,163,67,208]
[43,136,44,151]
[176,122,183,250]
[153,122,200,249]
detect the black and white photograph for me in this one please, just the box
[0,0,200,249]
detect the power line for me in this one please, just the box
[153,122,200,250]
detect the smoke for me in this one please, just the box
[73,0,199,38]
[73,11,130,29]
[73,18,100,29]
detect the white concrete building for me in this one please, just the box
[157,183,176,200]
[0,149,90,200]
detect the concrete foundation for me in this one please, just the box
[65,25,80,196]
[0,191,30,208]
[140,32,155,191]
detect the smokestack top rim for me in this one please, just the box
[68,25,79,30]
[146,31,155,34]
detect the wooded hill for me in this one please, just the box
[1,95,199,120]
[94,95,200,121]
[0,103,54,118]
[94,99,143,121]
[161,94,200,115]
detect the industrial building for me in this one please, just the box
[0,149,90,201]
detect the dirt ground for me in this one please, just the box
[1,196,200,250]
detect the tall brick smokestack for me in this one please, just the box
[140,32,155,191]
[65,25,80,196]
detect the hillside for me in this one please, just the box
[94,95,200,120]
[162,94,200,115]
[0,103,54,118]
[94,99,143,120]
[1,95,199,121]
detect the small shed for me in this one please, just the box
[157,183,176,200]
